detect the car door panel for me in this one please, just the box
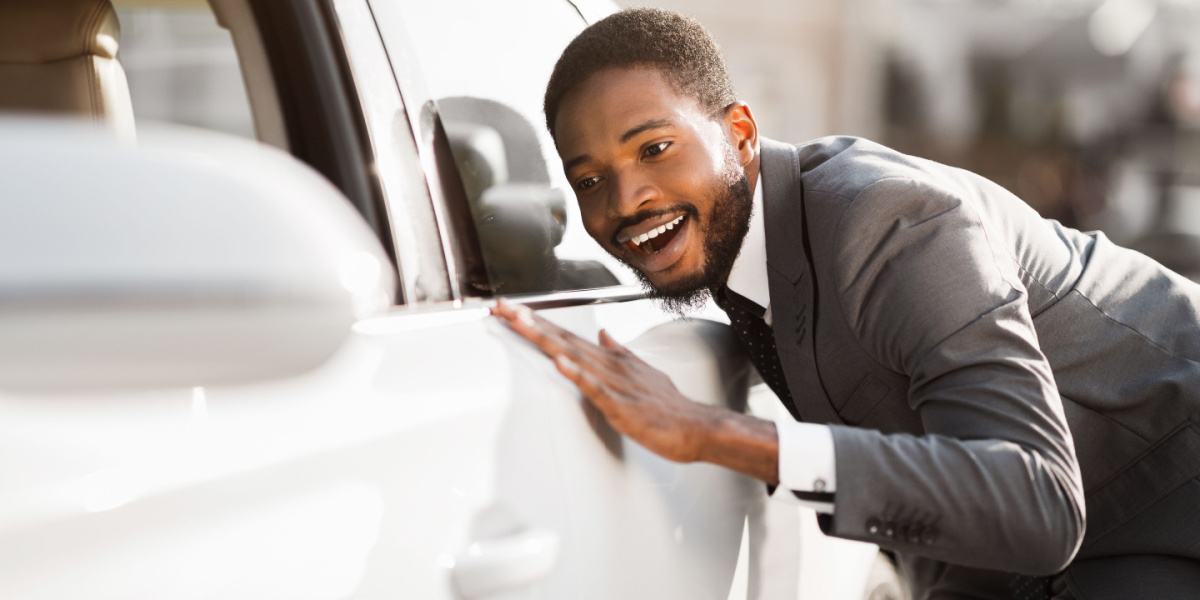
[353,0,768,594]
[536,304,761,599]
[0,306,575,598]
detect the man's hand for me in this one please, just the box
[492,298,713,463]
[492,298,780,484]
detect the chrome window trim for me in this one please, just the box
[366,284,647,322]
[365,0,470,302]
[501,285,647,311]
[353,285,646,338]
[327,0,453,303]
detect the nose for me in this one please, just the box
[607,169,657,219]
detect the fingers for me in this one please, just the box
[493,300,648,406]
[556,355,619,413]
[493,298,609,364]
[492,298,566,343]
[597,328,629,353]
[492,298,573,352]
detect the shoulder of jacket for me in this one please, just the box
[790,137,959,203]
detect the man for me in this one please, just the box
[492,8,1200,600]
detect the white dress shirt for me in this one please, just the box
[725,173,837,513]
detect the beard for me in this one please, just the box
[621,150,754,317]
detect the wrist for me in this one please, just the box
[684,403,726,463]
[688,407,780,485]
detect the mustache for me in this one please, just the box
[610,203,699,247]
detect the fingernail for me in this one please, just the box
[517,307,535,326]
[556,355,578,374]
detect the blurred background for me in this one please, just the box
[614,0,1200,278]
[116,0,1200,277]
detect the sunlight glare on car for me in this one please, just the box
[339,251,389,318]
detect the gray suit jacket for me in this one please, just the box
[758,137,1200,599]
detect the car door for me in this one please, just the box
[0,1,768,599]
[341,0,768,597]
[0,2,568,599]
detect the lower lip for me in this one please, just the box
[630,218,691,273]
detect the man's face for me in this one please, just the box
[554,67,756,311]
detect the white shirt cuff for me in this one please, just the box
[770,421,837,513]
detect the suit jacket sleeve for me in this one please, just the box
[823,176,1086,575]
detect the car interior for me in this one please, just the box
[0,0,136,136]
[0,0,396,280]
[0,0,272,142]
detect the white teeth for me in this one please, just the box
[629,215,685,247]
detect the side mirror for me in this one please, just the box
[0,120,395,392]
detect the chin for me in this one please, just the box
[643,258,698,291]
[630,259,714,317]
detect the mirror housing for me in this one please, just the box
[0,119,395,392]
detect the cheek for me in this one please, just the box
[655,154,721,200]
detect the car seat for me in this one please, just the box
[0,0,135,137]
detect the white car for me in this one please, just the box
[0,0,895,598]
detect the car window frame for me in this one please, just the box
[246,0,396,271]
[327,0,473,305]
[364,0,642,309]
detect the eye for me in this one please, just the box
[575,176,601,192]
[643,141,671,158]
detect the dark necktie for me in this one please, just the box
[711,285,800,421]
[1009,574,1051,600]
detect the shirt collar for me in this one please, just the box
[724,172,770,312]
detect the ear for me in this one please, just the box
[724,102,759,167]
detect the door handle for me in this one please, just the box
[451,528,560,598]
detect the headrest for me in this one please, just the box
[0,0,120,64]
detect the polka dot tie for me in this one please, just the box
[1009,574,1051,600]
[712,285,801,421]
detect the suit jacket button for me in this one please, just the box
[866,518,882,536]
[906,527,923,544]
[883,522,897,539]
[920,527,938,545]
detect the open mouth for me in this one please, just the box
[622,214,686,255]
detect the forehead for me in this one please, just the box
[553,67,710,157]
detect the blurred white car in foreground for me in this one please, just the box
[0,0,893,598]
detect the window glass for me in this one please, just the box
[392,0,631,296]
[115,6,256,139]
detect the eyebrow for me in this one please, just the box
[619,118,674,144]
[562,118,676,173]
[563,153,592,173]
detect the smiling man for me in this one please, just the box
[493,8,1200,600]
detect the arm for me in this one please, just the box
[823,177,1085,575]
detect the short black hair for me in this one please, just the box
[543,8,737,140]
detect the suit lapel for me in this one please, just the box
[760,139,842,425]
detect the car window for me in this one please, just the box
[391,0,632,297]
[115,6,256,139]
[116,1,395,282]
